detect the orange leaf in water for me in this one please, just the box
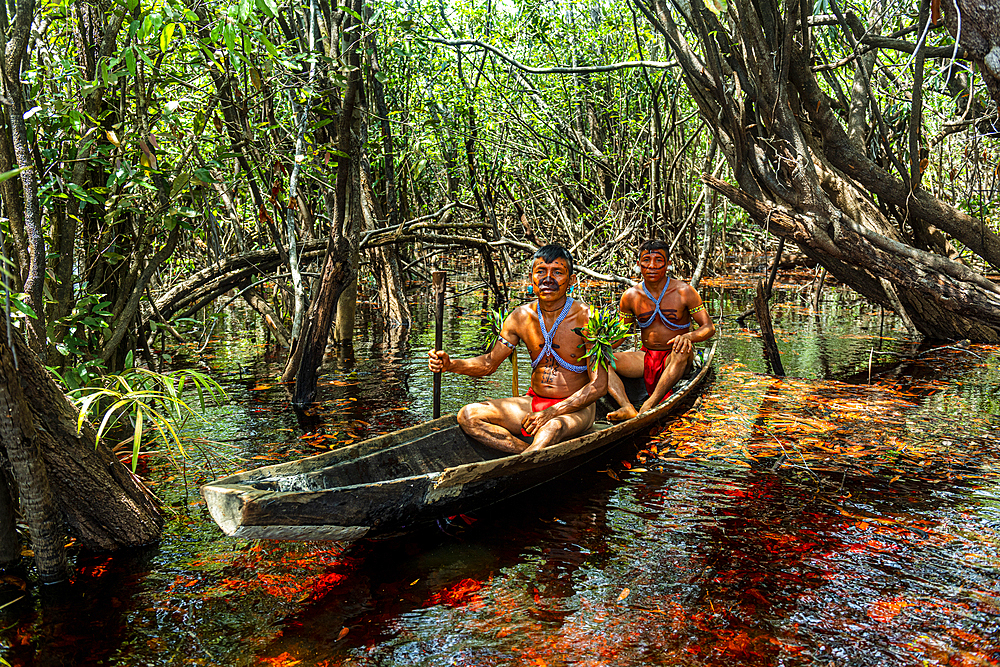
[337,627,349,641]
[617,587,630,601]
[948,627,983,643]
[430,578,484,606]
[868,597,908,622]
[260,653,301,666]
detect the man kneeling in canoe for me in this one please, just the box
[606,239,715,421]
[428,244,608,454]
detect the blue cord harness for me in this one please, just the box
[529,298,588,373]
[637,279,691,331]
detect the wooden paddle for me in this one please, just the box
[510,348,518,397]
[432,271,446,418]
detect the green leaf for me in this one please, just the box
[139,14,154,41]
[257,33,280,60]
[124,48,136,76]
[255,0,278,18]
[138,49,155,71]
[223,25,237,63]
[338,4,364,22]
[0,168,24,185]
[9,296,37,319]
[237,0,253,23]
[132,409,144,471]
[169,171,190,198]
[576,305,631,370]
[67,182,100,204]
[160,22,176,53]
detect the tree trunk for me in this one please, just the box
[288,235,354,405]
[942,0,1000,114]
[243,287,291,349]
[284,0,363,406]
[634,0,1000,340]
[0,333,69,582]
[360,161,410,327]
[151,240,327,324]
[1,324,163,554]
[3,0,45,352]
[0,473,19,567]
[334,277,357,345]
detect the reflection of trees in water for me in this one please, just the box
[628,348,1000,664]
[616,453,1000,666]
[367,318,410,361]
[253,469,622,663]
[2,549,162,666]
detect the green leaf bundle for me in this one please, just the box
[575,305,631,370]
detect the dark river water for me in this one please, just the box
[2,270,1000,666]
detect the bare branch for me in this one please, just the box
[424,37,678,75]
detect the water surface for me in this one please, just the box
[2,271,999,666]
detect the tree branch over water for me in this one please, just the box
[423,37,678,74]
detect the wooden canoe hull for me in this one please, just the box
[201,341,717,541]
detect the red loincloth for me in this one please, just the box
[641,346,673,401]
[521,389,563,437]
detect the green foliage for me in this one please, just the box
[574,305,631,370]
[50,292,113,365]
[480,307,510,352]
[71,367,228,472]
[49,358,107,392]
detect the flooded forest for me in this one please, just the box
[0,0,998,663]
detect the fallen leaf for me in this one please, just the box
[868,597,908,622]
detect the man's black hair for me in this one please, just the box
[638,239,670,256]
[533,244,575,274]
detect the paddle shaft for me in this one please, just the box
[432,271,446,418]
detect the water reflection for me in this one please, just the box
[1,279,1000,666]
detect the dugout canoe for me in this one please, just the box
[200,339,717,542]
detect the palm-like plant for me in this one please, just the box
[72,367,227,472]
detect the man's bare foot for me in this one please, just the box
[638,390,672,415]
[607,406,639,422]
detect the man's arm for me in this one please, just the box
[612,289,637,349]
[666,287,715,356]
[428,311,519,376]
[684,288,715,343]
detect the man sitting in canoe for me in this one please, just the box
[427,244,608,454]
[606,239,715,421]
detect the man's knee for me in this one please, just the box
[458,403,484,431]
[536,419,565,439]
[669,349,694,367]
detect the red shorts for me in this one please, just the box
[642,346,672,400]
[521,389,562,437]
